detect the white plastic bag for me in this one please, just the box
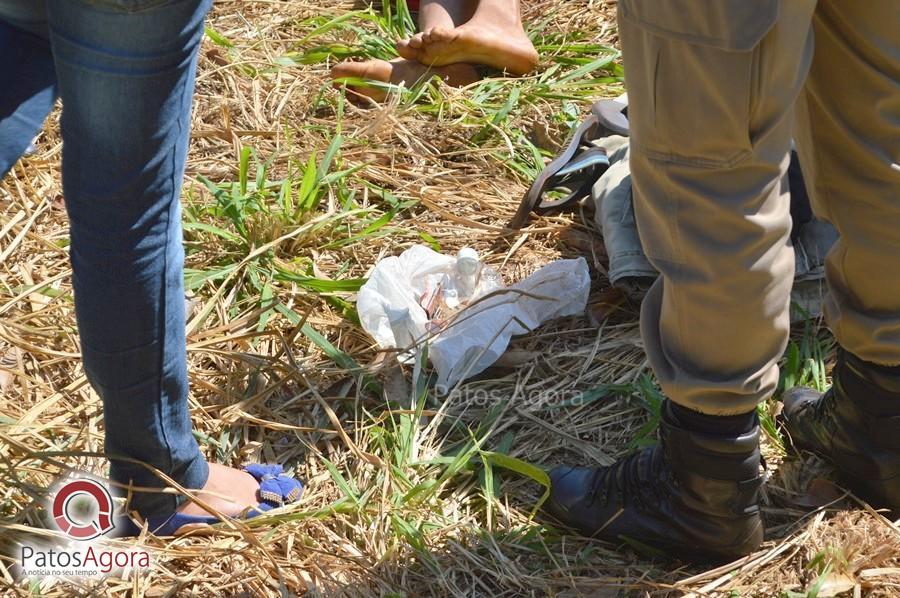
[357,245,591,388]
[429,257,590,388]
[356,245,453,362]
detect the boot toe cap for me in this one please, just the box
[546,466,595,518]
[782,386,822,419]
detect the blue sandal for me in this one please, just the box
[119,464,303,537]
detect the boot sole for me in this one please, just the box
[548,516,764,563]
[631,517,764,564]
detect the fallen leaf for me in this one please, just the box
[530,121,559,152]
[206,48,229,66]
[382,363,410,405]
[815,572,856,597]
[492,349,541,368]
[0,369,11,395]
[184,294,200,316]
[791,477,846,509]
[587,287,627,325]
[859,567,900,579]
[559,227,607,257]
[0,348,17,396]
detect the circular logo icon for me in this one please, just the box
[52,479,115,540]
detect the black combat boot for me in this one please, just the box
[781,350,900,513]
[546,401,764,561]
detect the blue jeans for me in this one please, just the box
[0,0,212,517]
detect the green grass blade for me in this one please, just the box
[479,451,551,516]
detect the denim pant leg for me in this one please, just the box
[45,0,212,517]
[0,2,56,176]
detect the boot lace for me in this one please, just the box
[586,445,672,511]
[804,389,839,433]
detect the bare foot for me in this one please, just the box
[396,20,538,76]
[397,32,426,61]
[176,463,260,521]
[331,57,480,102]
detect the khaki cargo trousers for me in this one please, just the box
[619,0,900,415]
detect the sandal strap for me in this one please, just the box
[242,463,304,507]
[510,113,601,229]
[509,96,629,230]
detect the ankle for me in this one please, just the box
[669,402,757,437]
[469,4,521,28]
[662,401,760,484]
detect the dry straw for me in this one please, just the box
[2,1,898,596]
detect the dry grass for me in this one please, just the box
[2,1,899,596]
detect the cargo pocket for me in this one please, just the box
[619,0,778,52]
[619,0,778,168]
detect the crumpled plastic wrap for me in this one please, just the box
[358,244,591,388]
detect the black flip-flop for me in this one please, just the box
[509,96,629,229]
